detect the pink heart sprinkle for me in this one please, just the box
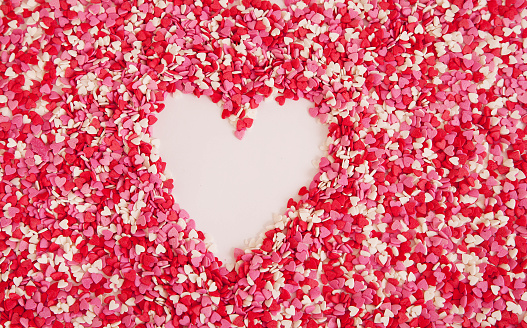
[54,176,66,187]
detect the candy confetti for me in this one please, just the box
[1,0,527,327]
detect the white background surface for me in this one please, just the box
[155,93,326,265]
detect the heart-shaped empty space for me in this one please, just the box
[155,93,326,264]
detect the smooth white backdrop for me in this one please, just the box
[155,93,326,265]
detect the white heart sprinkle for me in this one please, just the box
[109,300,119,311]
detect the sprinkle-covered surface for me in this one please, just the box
[1,0,527,327]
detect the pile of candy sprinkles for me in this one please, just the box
[3,0,527,327]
